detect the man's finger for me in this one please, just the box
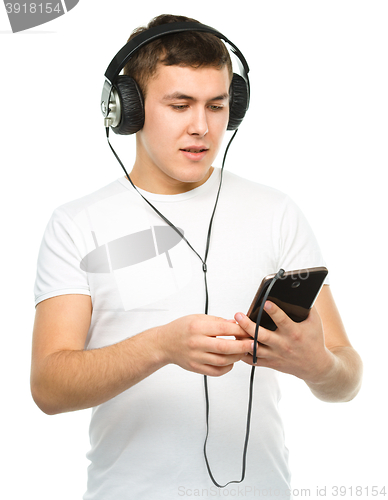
[263,301,293,329]
[234,311,274,346]
[208,337,253,356]
[205,317,247,338]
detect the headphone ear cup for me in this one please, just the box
[227,73,249,131]
[111,76,145,135]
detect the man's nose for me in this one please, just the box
[188,107,208,136]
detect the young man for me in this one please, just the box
[31,14,362,500]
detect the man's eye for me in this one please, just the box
[171,105,188,110]
[209,105,223,111]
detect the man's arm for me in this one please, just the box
[234,285,363,402]
[304,285,363,401]
[31,295,252,415]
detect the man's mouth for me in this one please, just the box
[181,148,208,153]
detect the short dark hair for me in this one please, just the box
[123,14,233,97]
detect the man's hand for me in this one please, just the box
[233,285,363,402]
[156,315,253,377]
[234,302,334,384]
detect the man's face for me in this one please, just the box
[132,64,231,194]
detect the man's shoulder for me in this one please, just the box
[222,170,290,205]
[51,177,128,221]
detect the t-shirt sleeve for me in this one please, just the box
[34,207,91,306]
[276,195,330,283]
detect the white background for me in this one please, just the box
[1,1,387,498]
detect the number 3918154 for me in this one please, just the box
[5,3,62,14]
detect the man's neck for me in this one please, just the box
[128,163,214,195]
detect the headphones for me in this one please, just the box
[101,21,250,135]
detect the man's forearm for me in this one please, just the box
[31,327,166,415]
[31,312,254,415]
[305,346,363,402]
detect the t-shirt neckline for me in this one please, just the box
[118,168,220,203]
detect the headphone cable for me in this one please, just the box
[105,127,279,488]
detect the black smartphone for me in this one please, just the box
[247,267,328,331]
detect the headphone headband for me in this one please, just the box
[104,22,250,84]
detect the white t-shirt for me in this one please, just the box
[34,169,327,499]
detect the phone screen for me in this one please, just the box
[247,267,328,331]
